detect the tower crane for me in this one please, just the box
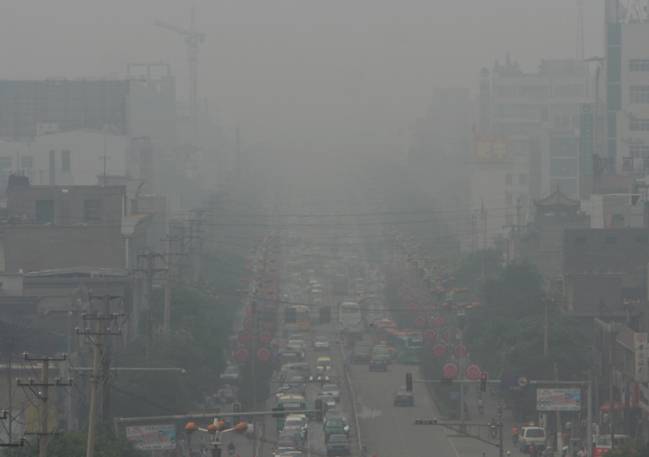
[155,10,205,139]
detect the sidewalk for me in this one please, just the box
[445,383,523,457]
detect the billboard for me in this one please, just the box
[634,332,649,382]
[536,388,581,411]
[125,424,176,450]
[474,136,509,161]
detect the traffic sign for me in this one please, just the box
[257,348,271,362]
[432,344,447,358]
[234,348,249,363]
[443,363,459,380]
[424,330,437,344]
[465,364,482,380]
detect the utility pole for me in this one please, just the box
[18,353,71,457]
[0,410,25,448]
[136,252,167,356]
[544,300,550,357]
[251,300,258,409]
[480,201,487,281]
[77,306,123,457]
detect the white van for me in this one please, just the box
[519,426,546,451]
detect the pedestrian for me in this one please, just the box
[512,426,520,445]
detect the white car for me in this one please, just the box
[313,336,331,350]
[321,384,341,401]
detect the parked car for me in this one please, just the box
[393,388,414,407]
[326,434,351,456]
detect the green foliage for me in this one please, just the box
[111,247,248,418]
[7,428,144,457]
[453,248,503,292]
[604,443,647,457]
[464,262,590,379]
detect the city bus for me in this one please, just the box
[383,328,423,364]
[285,304,311,334]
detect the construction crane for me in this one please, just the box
[155,9,205,140]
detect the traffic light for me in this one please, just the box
[406,372,413,392]
[233,402,241,425]
[480,372,488,392]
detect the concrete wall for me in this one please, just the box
[2,225,124,273]
[0,130,129,188]
[7,184,124,225]
[563,227,648,296]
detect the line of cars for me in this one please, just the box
[272,331,353,457]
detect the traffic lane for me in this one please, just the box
[348,362,460,457]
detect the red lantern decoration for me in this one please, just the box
[454,344,468,359]
[432,344,447,358]
[415,316,427,328]
[234,348,249,363]
[432,316,446,328]
[465,364,482,380]
[257,347,271,362]
[443,362,459,379]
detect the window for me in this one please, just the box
[61,150,71,172]
[83,199,102,222]
[505,173,513,185]
[35,200,54,224]
[629,144,649,159]
[629,60,649,72]
[630,86,649,104]
[630,118,649,131]
[21,156,33,169]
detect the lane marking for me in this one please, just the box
[447,436,462,457]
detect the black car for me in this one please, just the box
[368,356,388,372]
[326,434,351,456]
[393,389,415,407]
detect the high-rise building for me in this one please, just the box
[604,0,649,175]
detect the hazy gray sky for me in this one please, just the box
[0,1,604,159]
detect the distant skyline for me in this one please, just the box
[0,1,605,159]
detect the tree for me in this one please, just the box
[7,428,144,457]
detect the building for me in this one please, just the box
[0,177,164,273]
[605,0,649,175]
[510,189,589,283]
[562,227,648,316]
[0,68,176,195]
[474,57,590,243]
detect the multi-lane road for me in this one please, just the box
[250,226,511,457]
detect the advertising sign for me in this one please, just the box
[126,424,176,450]
[634,332,649,383]
[536,388,581,411]
[475,136,509,161]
